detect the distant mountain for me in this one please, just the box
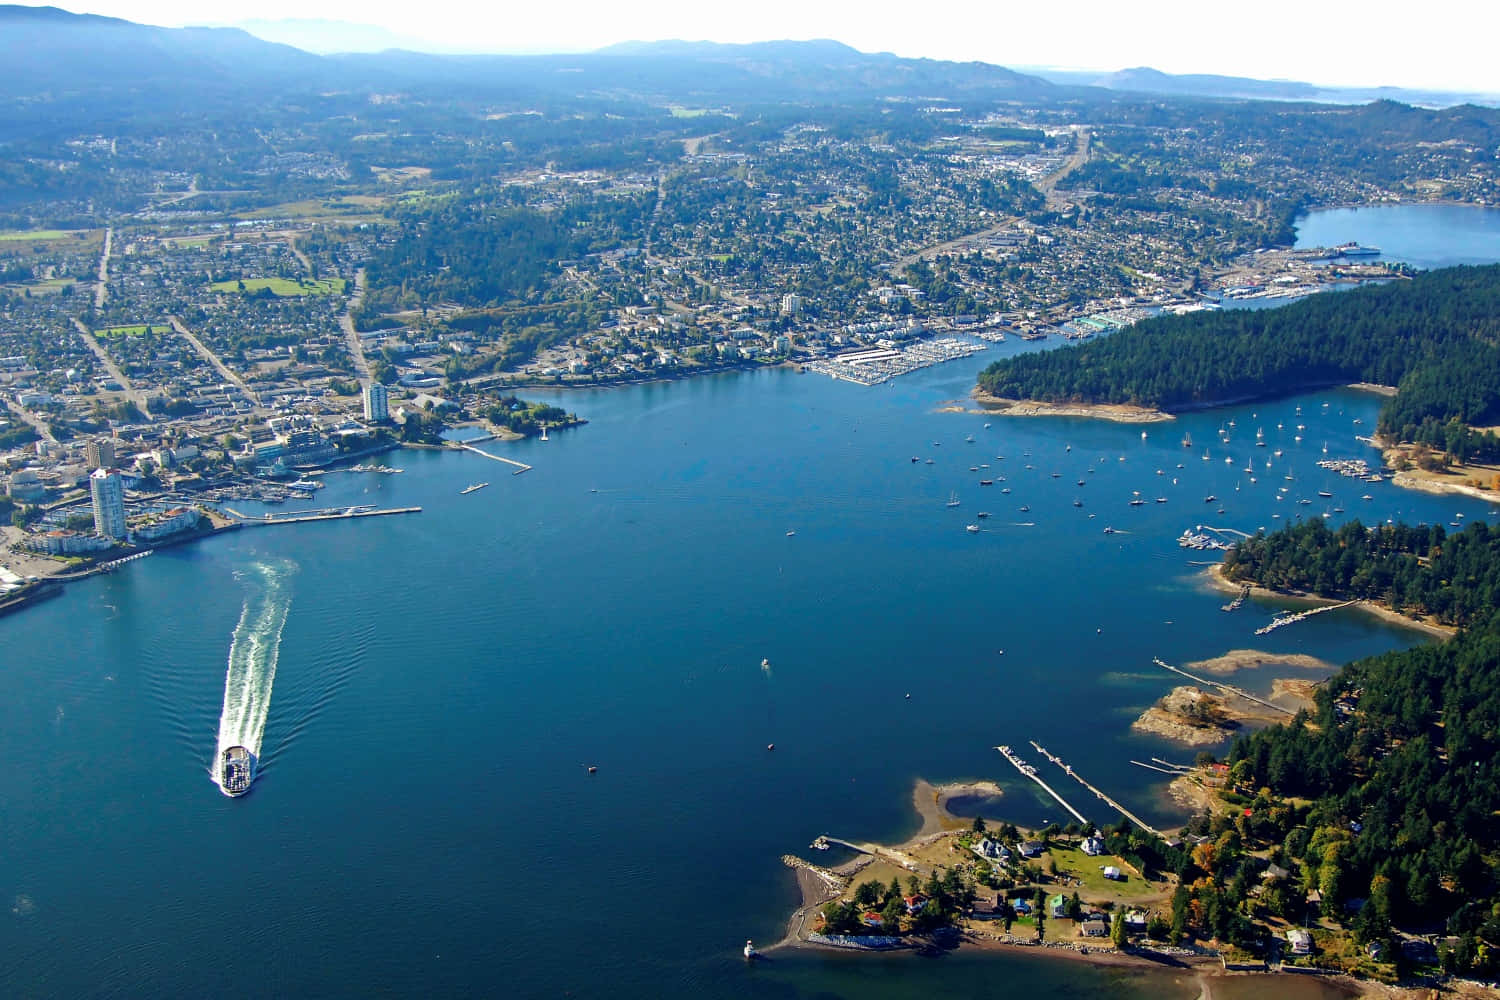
[1028,64,1500,109]
[230,18,448,55]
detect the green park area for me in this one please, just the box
[210,276,347,297]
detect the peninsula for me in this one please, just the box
[975,266,1500,506]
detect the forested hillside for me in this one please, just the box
[1222,519,1500,627]
[1216,519,1500,972]
[977,266,1500,457]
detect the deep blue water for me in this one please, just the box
[1296,202,1500,269]
[4,206,1500,998]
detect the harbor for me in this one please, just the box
[802,337,987,385]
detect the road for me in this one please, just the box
[70,317,149,413]
[339,268,372,381]
[1038,127,1092,205]
[889,127,1092,269]
[169,315,258,405]
[3,395,56,443]
[93,226,112,308]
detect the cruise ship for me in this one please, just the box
[221,745,256,797]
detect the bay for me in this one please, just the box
[6,205,1500,997]
[1295,202,1500,268]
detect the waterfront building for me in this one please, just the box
[364,382,389,422]
[85,437,116,470]
[90,468,127,540]
[131,506,201,542]
[27,528,113,555]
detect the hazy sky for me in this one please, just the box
[30,0,1500,93]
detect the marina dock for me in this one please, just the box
[995,744,1091,825]
[1152,657,1293,716]
[1253,600,1359,635]
[228,505,422,525]
[1028,740,1161,838]
[460,443,532,475]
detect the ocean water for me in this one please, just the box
[4,208,1500,997]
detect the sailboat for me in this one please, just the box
[946,492,960,508]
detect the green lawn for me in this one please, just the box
[0,229,78,242]
[211,277,347,297]
[97,324,156,337]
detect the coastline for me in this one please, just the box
[773,777,1408,1000]
[971,389,1174,424]
[1202,563,1455,640]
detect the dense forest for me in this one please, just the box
[1214,519,1500,973]
[1222,519,1500,628]
[977,266,1500,458]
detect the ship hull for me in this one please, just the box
[220,745,256,797]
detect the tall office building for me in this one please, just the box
[85,437,116,470]
[363,382,389,422]
[90,468,127,540]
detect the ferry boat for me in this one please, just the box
[220,745,255,797]
[1337,242,1382,257]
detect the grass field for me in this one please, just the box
[211,277,347,297]
[0,229,80,242]
[241,197,386,221]
[97,324,157,337]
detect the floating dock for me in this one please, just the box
[1029,740,1161,838]
[1254,600,1358,635]
[996,744,1090,825]
[229,505,422,526]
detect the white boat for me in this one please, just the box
[946,492,960,508]
[966,524,980,533]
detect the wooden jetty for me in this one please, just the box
[995,744,1091,825]
[1221,585,1251,612]
[1029,740,1161,838]
[1152,657,1293,717]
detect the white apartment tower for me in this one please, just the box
[363,382,389,422]
[90,468,127,540]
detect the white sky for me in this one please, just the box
[31,0,1500,93]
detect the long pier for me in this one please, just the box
[1152,657,1294,717]
[1029,740,1161,838]
[228,505,422,525]
[996,744,1091,825]
[1254,600,1358,635]
[460,443,531,475]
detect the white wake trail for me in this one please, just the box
[213,560,295,787]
